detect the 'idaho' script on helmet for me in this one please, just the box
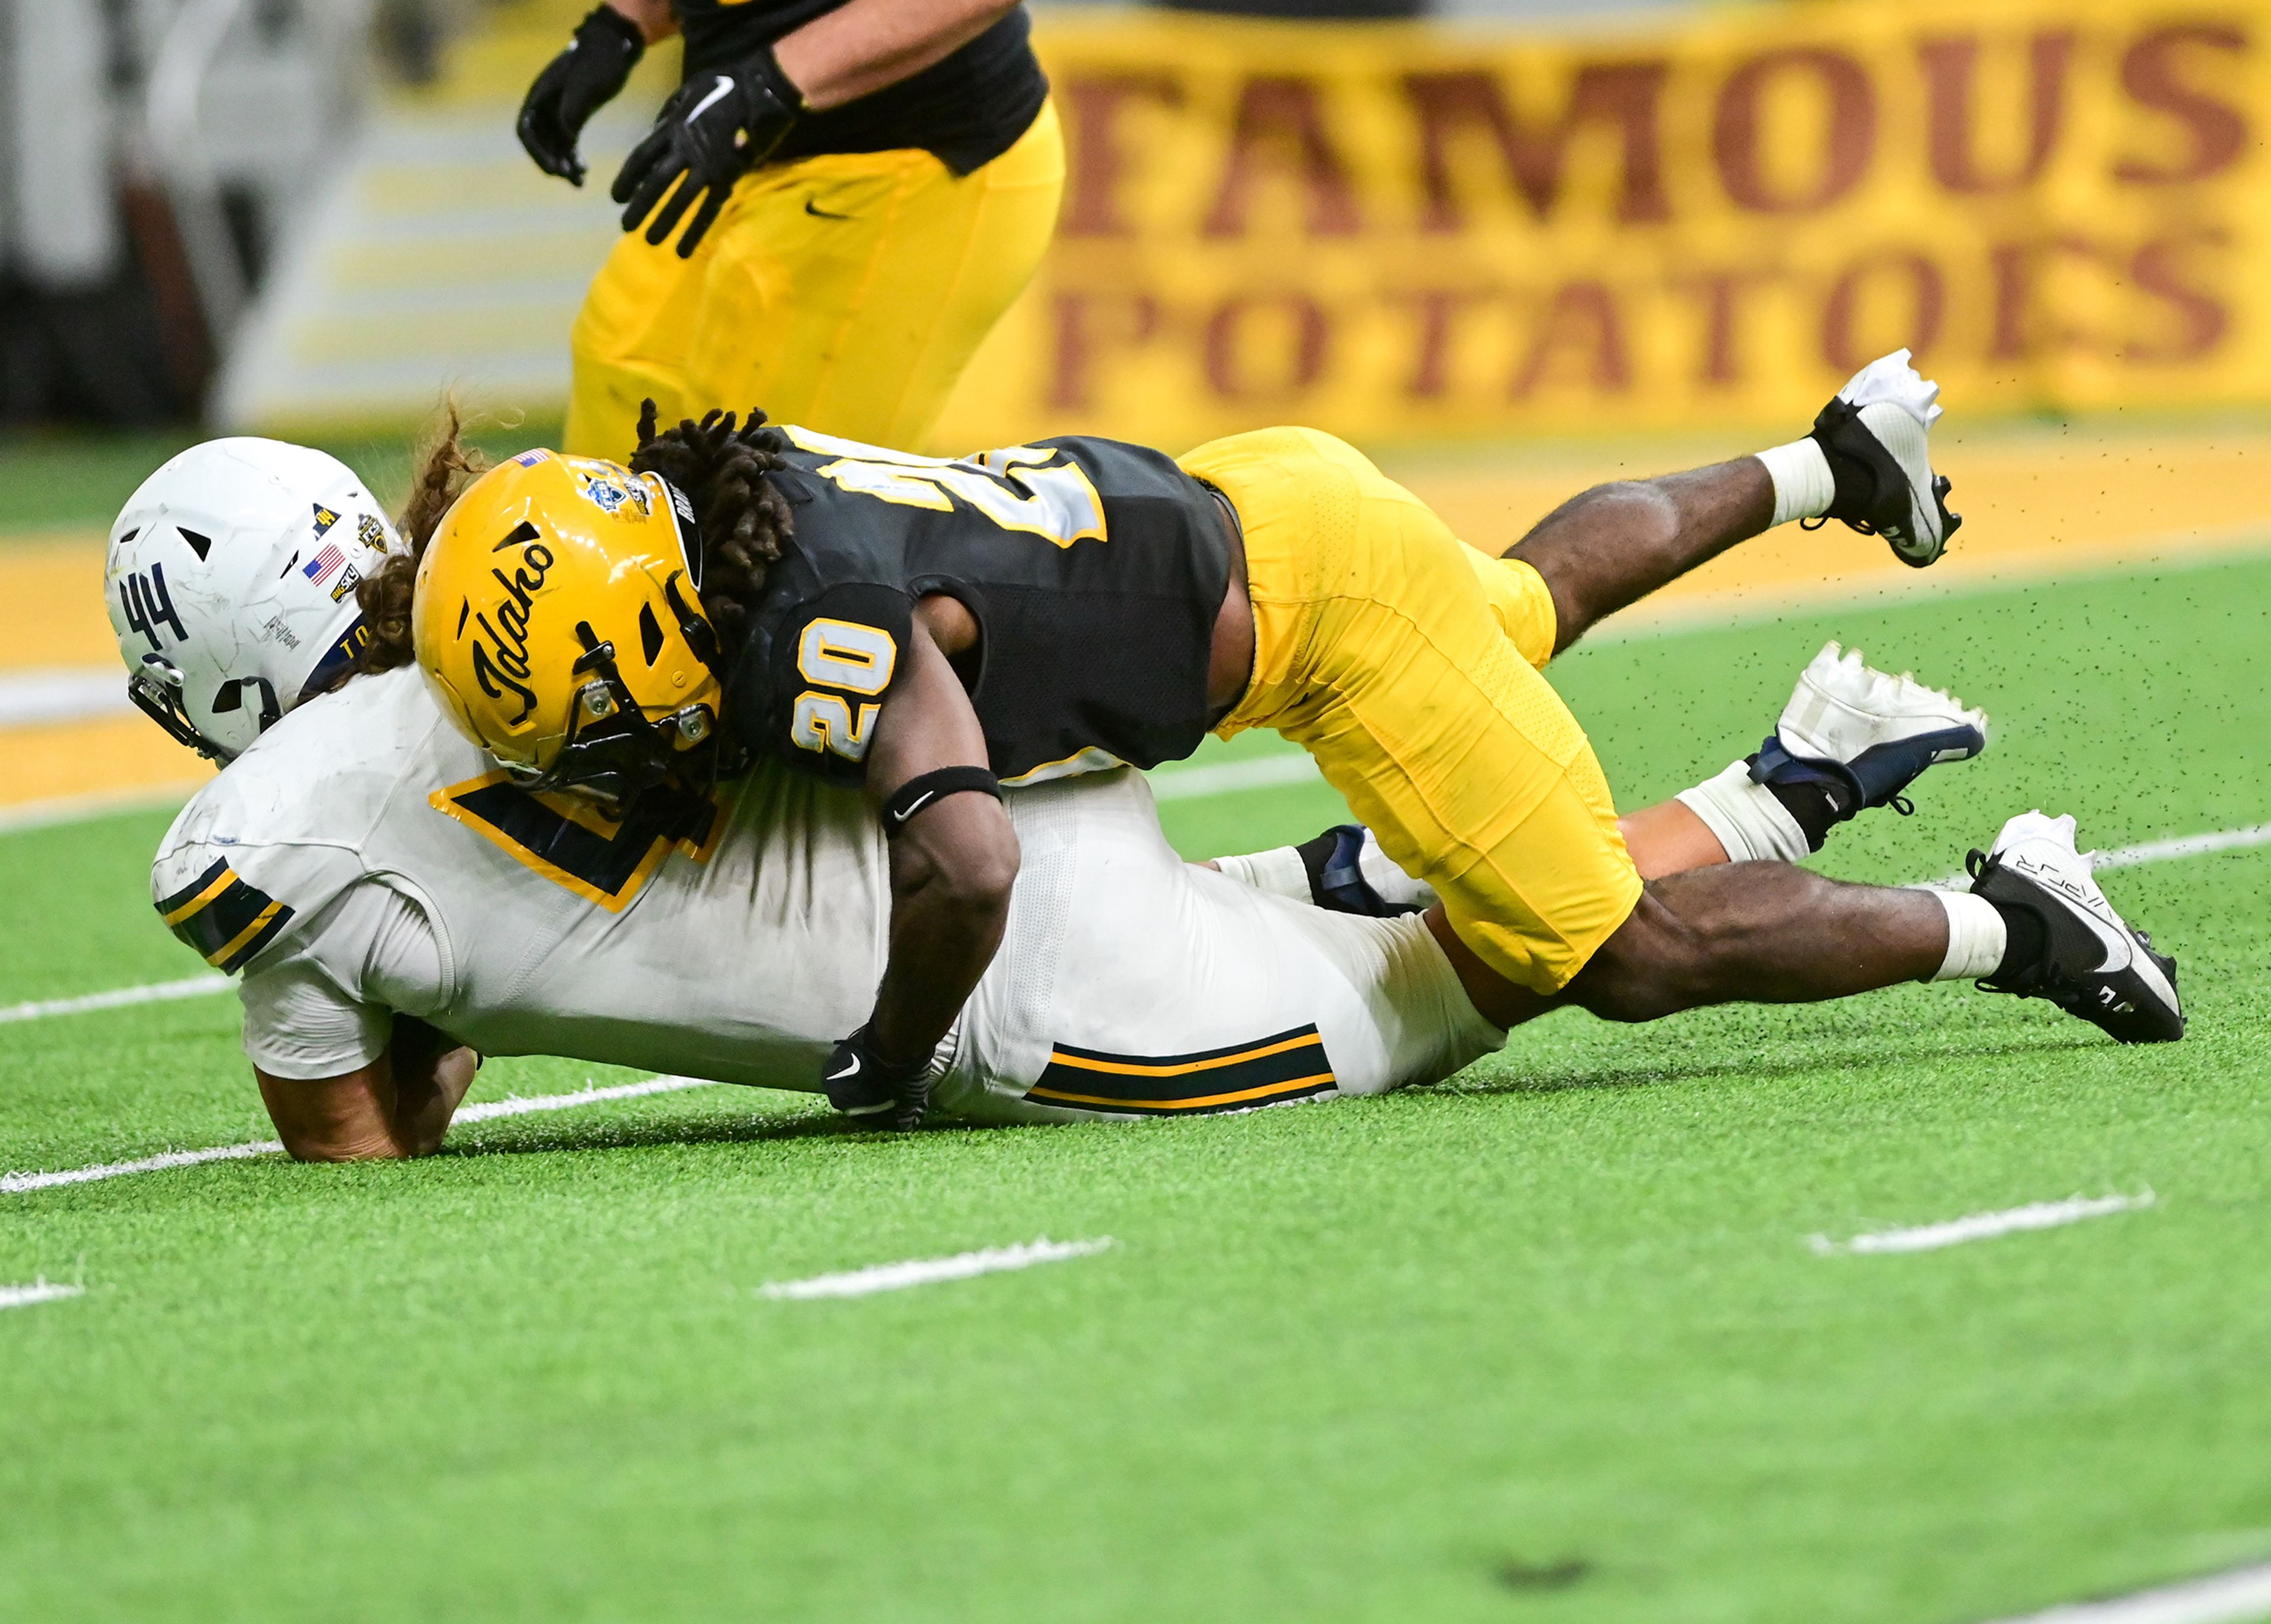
[470,532,554,726]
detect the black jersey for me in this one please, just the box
[723,428,1233,787]
[671,1,1046,175]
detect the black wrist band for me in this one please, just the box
[743,43,807,115]
[881,765,1001,834]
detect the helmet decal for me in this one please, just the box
[109,438,400,761]
[467,526,554,727]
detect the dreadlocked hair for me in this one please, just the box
[626,400,796,653]
[356,400,492,674]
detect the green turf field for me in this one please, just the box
[4,548,2269,1623]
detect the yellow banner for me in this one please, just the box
[935,2,2270,451]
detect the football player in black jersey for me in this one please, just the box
[400,371,2181,1131]
[518,0,1060,461]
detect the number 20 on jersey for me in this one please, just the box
[791,619,898,762]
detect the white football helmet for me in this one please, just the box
[107,439,399,762]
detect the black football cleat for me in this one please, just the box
[1968,811,2183,1043]
[1809,349,1962,567]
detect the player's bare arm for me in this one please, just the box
[605,0,678,44]
[836,606,1021,1125]
[774,0,1020,112]
[257,1020,481,1163]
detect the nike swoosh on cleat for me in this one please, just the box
[2003,850,2134,971]
[826,1057,860,1082]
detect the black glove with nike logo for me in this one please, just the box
[823,1024,933,1132]
[517,4,646,186]
[612,48,802,258]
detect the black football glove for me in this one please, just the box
[516,4,646,186]
[823,1024,933,1133]
[612,48,801,258]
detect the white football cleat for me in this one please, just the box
[1966,811,2184,1043]
[1750,641,1988,814]
[1809,349,1961,567]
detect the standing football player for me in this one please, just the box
[398,352,2181,1128]
[517,0,1060,460]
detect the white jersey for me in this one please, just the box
[150,667,1502,1120]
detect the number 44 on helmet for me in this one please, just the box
[106,439,401,761]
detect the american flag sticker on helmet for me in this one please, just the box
[512,449,550,468]
[303,544,347,586]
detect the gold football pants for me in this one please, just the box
[565,98,1064,460]
[1180,427,1644,995]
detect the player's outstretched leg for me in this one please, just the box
[1531,812,2181,1044]
[1505,350,1959,654]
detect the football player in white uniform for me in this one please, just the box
[109,436,2020,1161]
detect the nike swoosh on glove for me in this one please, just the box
[612,48,801,257]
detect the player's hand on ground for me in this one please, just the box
[517,4,648,186]
[612,50,801,257]
[824,1025,932,1132]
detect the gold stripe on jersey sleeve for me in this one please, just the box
[158,863,237,926]
[153,859,296,973]
[1041,1031,1324,1078]
[205,900,288,970]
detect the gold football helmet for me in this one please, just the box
[412,449,726,801]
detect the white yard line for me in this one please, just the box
[2095,822,2271,872]
[0,667,134,729]
[0,974,230,1025]
[1810,1191,2154,1256]
[758,1237,1116,1301]
[451,1073,717,1125]
[0,783,203,837]
[2,1137,286,1193]
[1148,754,1322,800]
[0,1280,85,1311]
[0,1075,722,1194]
[1978,1561,2271,1624]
